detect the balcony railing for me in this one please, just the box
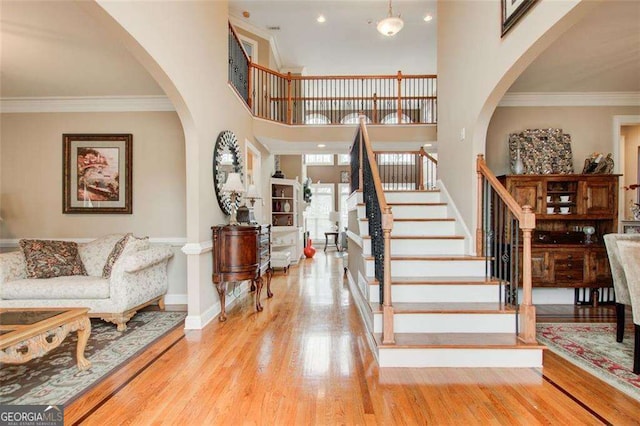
[229,23,437,126]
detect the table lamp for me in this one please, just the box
[329,211,340,231]
[222,173,245,225]
[245,184,261,224]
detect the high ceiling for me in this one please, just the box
[229,0,437,75]
[0,0,638,98]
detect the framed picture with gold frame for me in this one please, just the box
[63,133,132,214]
[502,0,538,37]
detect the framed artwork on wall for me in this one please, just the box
[502,0,538,37]
[63,134,133,214]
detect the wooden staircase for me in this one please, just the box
[349,189,544,368]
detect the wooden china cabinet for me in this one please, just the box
[500,174,619,305]
[211,224,272,321]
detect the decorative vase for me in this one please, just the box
[513,146,524,175]
[303,239,316,258]
[284,200,291,212]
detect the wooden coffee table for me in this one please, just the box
[0,308,92,370]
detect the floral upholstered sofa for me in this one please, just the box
[0,234,173,331]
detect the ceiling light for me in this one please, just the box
[423,143,433,147]
[424,14,433,22]
[317,15,326,23]
[318,144,326,148]
[377,0,404,37]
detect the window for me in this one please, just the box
[377,153,414,165]
[381,113,413,124]
[304,154,334,166]
[304,113,330,125]
[340,113,371,125]
[306,184,334,241]
[338,154,350,165]
[238,34,258,64]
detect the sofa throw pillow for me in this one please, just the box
[102,234,131,278]
[19,239,87,279]
[102,234,150,278]
[78,233,127,277]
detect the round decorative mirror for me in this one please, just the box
[213,130,243,215]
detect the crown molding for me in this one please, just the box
[229,15,283,71]
[499,92,640,107]
[0,96,175,113]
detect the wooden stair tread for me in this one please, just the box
[373,333,546,349]
[365,255,485,261]
[370,302,515,314]
[361,235,464,240]
[383,190,440,193]
[387,202,447,206]
[367,276,501,285]
[359,218,455,222]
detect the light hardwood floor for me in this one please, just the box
[67,252,639,425]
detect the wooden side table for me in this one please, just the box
[324,231,339,252]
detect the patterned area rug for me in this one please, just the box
[537,323,640,401]
[0,311,186,406]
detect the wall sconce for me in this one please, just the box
[222,173,245,225]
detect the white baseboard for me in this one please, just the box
[183,281,251,330]
[164,294,188,305]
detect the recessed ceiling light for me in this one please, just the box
[242,11,250,18]
[318,144,326,148]
[424,14,433,22]
[317,15,326,23]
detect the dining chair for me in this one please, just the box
[616,239,640,374]
[604,234,640,342]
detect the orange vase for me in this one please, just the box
[303,239,316,258]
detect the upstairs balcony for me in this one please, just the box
[229,23,437,126]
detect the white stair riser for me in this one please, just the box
[378,348,543,368]
[363,238,465,256]
[365,259,485,277]
[385,192,441,204]
[373,313,516,333]
[390,205,448,219]
[392,221,457,236]
[369,284,499,303]
[358,204,448,220]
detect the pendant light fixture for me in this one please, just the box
[377,0,404,37]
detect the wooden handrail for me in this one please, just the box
[250,62,437,82]
[419,147,438,165]
[359,116,394,344]
[476,154,536,344]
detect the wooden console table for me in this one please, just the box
[211,224,272,321]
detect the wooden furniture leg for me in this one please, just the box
[616,303,625,343]
[254,277,264,312]
[266,268,274,298]
[635,324,640,374]
[75,316,92,370]
[324,233,329,252]
[216,282,227,322]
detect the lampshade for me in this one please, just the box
[222,173,245,193]
[377,0,403,36]
[246,184,260,199]
[329,211,340,222]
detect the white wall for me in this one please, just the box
[0,111,187,298]
[437,0,594,244]
[86,0,258,327]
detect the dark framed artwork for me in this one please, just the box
[502,0,538,37]
[63,134,132,214]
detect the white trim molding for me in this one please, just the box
[164,293,188,305]
[0,96,175,113]
[499,92,640,107]
[0,237,187,248]
[181,240,213,255]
